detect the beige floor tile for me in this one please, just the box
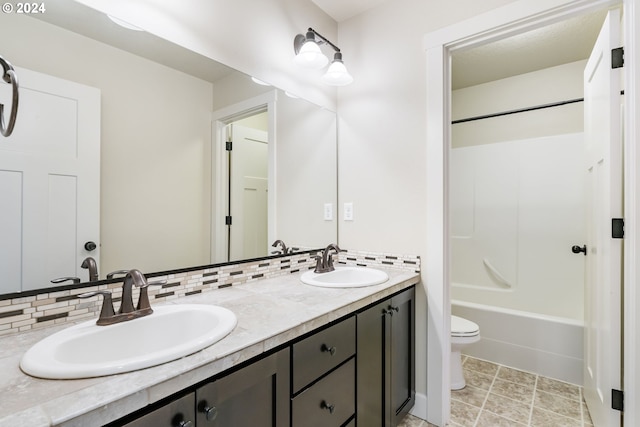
[463,357,500,377]
[451,384,489,408]
[536,376,581,401]
[535,390,582,420]
[483,392,532,425]
[476,409,528,426]
[463,368,494,391]
[491,378,535,403]
[450,399,481,427]
[497,365,537,387]
[398,413,425,427]
[530,407,583,427]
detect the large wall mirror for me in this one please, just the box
[0,0,337,295]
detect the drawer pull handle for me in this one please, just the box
[385,305,400,316]
[171,414,194,427]
[321,400,335,414]
[321,344,337,355]
[197,400,218,421]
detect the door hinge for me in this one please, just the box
[225,140,232,151]
[612,389,624,411]
[612,47,624,69]
[225,215,232,225]
[612,218,624,239]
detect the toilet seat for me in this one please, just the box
[451,315,479,337]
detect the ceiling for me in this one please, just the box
[312,1,608,90]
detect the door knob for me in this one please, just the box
[571,245,587,255]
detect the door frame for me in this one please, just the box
[211,91,276,263]
[423,0,638,424]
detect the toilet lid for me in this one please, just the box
[451,315,479,337]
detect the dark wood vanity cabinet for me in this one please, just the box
[357,287,416,427]
[120,392,196,427]
[195,347,290,426]
[113,285,415,427]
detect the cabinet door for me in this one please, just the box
[389,287,415,426]
[356,286,415,427]
[121,393,195,427]
[356,299,387,427]
[196,348,290,427]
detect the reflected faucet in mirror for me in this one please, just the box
[50,256,99,285]
[78,269,163,326]
[271,239,289,255]
[314,243,342,273]
[81,257,99,282]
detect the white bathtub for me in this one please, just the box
[452,299,584,385]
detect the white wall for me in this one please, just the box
[335,0,518,422]
[452,60,586,147]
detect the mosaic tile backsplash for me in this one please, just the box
[0,249,420,337]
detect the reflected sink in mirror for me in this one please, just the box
[301,267,389,288]
[20,304,237,379]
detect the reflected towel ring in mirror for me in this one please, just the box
[0,55,19,137]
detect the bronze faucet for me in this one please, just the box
[78,269,160,326]
[271,239,289,255]
[314,243,341,273]
[81,257,99,281]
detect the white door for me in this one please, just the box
[583,9,623,426]
[0,67,100,292]
[242,176,268,259]
[228,124,268,261]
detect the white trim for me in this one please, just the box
[623,0,639,422]
[210,91,277,263]
[424,0,635,424]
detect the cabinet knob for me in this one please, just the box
[171,414,193,427]
[198,401,218,421]
[321,343,337,355]
[383,306,399,316]
[321,400,335,414]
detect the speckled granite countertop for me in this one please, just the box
[0,268,419,427]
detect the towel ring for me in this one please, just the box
[0,55,19,137]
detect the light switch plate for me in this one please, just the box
[324,203,333,221]
[344,202,354,221]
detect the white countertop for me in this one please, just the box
[0,268,419,427]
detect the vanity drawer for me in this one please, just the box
[292,358,355,427]
[292,316,355,392]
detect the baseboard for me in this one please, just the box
[409,392,428,420]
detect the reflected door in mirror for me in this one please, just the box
[228,122,268,261]
[0,67,100,293]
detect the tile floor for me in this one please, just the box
[398,356,593,427]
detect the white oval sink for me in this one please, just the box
[301,266,389,288]
[20,304,237,379]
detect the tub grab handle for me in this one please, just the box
[482,258,512,288]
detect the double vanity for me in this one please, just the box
[0,258,419,426]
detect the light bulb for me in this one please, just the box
[321,54,353,86]
[294,40,328,69]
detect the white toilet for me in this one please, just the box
[450,315,481,390]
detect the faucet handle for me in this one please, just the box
[135,276,166,312]
[78,290,115,325]
[106,270,129,279]
[51,276,81,284]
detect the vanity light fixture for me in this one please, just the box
[107,15,144,31]
[251,77,271,86]
[293,28,353,86]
